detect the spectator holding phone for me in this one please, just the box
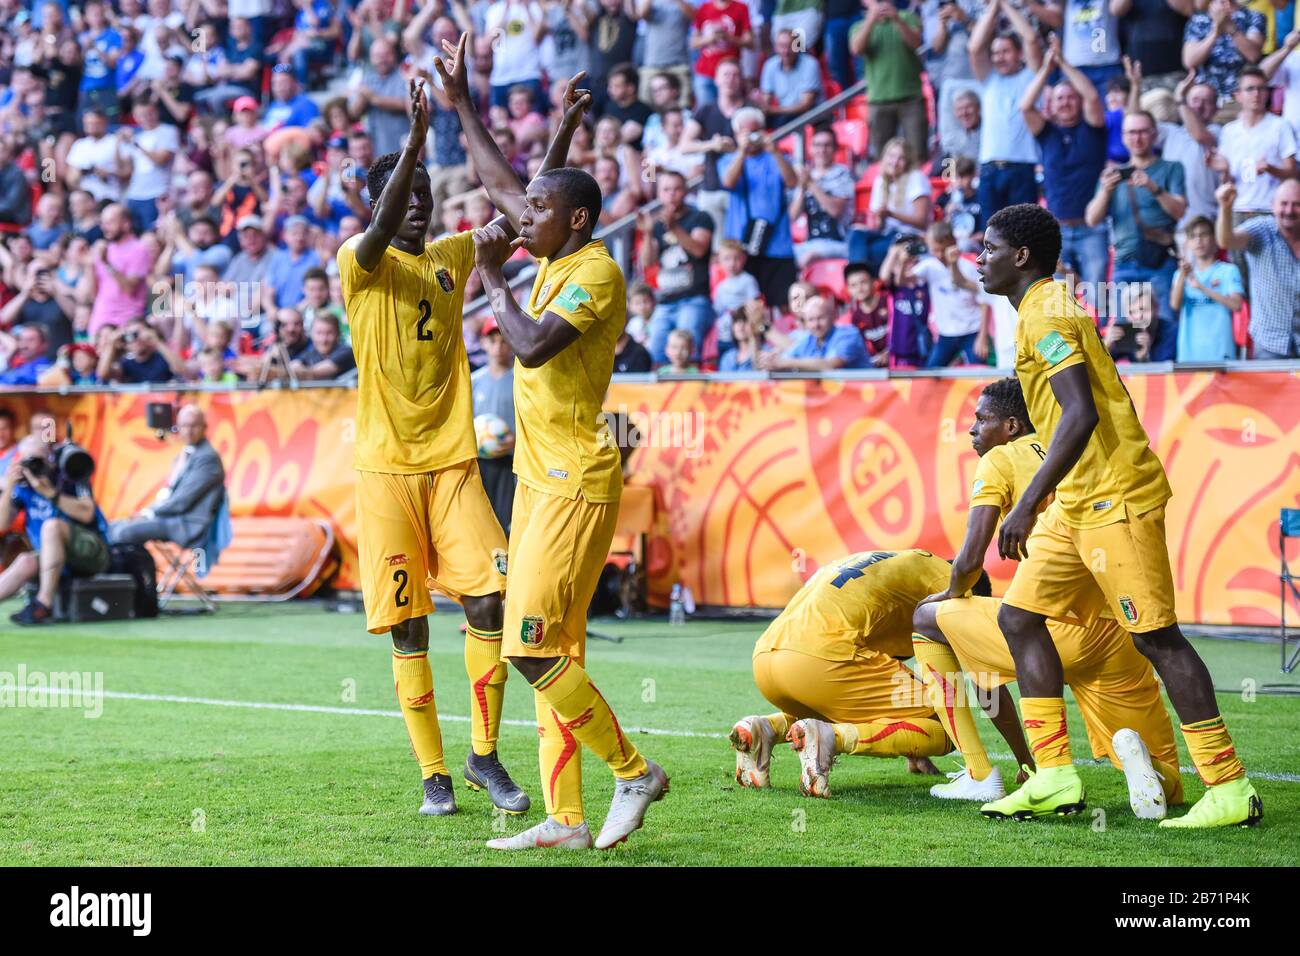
[1171,215,1244,362]
[1085,109,1187,360]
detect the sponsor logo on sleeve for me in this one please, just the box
[1035,330,1074,367]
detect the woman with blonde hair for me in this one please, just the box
[847,136,933,274]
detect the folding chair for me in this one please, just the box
[155,493,232,613]
[1281,508,1300,673]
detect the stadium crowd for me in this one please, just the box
[0,0,1296,385]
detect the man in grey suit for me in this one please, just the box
[109,405,226,549]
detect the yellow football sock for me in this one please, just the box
[763,713,791,738]
[536,692,584,825]
[392,649,447,778]
[1022,697,1072,769]
[1181,715,1245,787]
[1153,756,1185,806]
[914,635,993,780]
[532,657,648,780]
[465,625,506,756]
[835,717,951,757]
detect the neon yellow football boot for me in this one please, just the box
[980,763,1086,820]
[1159,777,1262,829]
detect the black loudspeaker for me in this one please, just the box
[147,403,175,433]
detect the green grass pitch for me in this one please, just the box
[2,600,1297,866]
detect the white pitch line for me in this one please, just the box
[15,687,1300,784]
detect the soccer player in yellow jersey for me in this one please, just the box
[730,549,992,798]
[337,77,532,818]
[434,35,666,851]
[974,204,1260,828]
[912,378,1183,819]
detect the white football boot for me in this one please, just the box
[593,760,670,849]
[485,816,593,851]
[730,715,778,788]
[1112,727,1168,820]
[787,718,837,798]
[930,765,1006,801]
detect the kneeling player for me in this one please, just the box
[912,378,1181,818]
[731,549,994,798]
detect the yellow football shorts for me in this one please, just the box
[501,483,619,660]
[1002,502,1177,633]
[935,596,1180,777]
[752,646,935,724]
[355,460,508,634]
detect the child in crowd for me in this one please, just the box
[1170,216,1244,363]
[663,328,699,374]
[627,282,655,345]
[935,156,981,253]
[1106,283,1157,363]
[879,235,931,369]
[841,262,889,367]
[910,220,988,368]
[711,240,761,352]
[198,345,239,384]
[777,280,818,335]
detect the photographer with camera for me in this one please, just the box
[1085,109,1187,362]
[0,434,110,626]
[718,107,797,313]
[96,318,185,385]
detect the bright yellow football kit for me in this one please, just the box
[338,231,510,773]
[501,239,648,826]
[1004,277,1175,633]
[751,550,953,758]
[997,281,1243,793]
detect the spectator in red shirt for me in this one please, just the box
[691,0,753,108]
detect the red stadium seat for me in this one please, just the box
[791,214,808,243]
[1233,301,1251,356]
[801,258,849,303]
[709,260,727,294]
[831,118,868,161]
[846,95,868,123]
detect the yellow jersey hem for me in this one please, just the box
[355,450,478,476]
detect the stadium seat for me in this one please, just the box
[709,260,727,294]
[150,516,335,601]
[1233,301,1252,357]
[845,95,867,123]
[801,258,849,302]
[791,214,808,243]
[831,118,868,162]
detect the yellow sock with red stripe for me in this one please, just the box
[465,625,506,756]
[392,649,447,778]
[535,692,584,825]
[763,713,791,738]
[1022,697,1072,769]
[913,634,993,781]
[1180,715,1245,787]
[835,717,951,757]
[531,657,648,780]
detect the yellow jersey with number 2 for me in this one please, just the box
[1014,277,1171,529]
[518,239,624,504]
[337,231,477,475]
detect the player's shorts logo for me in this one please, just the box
[436,268,455,293]
[387,553,408,567]
[521,615,545,646]
[492,548,508,576]
[1119,595,1139,625]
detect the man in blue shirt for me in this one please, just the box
[759,295,870,371]
[718,108,798,309]
[78,0,123,121]
[0,435,111,625]
[262,67,321,132]
[1021,41,1110,311]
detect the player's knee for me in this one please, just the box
[1129,624,1183,661]
[390,616,430,653]
[462,593,503,631]
[911,602,941,641]
[507,655,558,685]
[997,603,1035,642]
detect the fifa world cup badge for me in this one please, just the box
[521,615,545,646]
[1119,595,1139,626]
[436,268,455,293]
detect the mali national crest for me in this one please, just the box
[521,615,545,646]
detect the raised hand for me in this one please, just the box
[408,77,430,149]
[1216,179,1237,208]
[432,32,471,108]
[559,71,593,129]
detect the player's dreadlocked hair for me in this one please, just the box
[367,151,428,205]
[538,167,603,235]
[980,376,1035,433]
[986,203,1061,278]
